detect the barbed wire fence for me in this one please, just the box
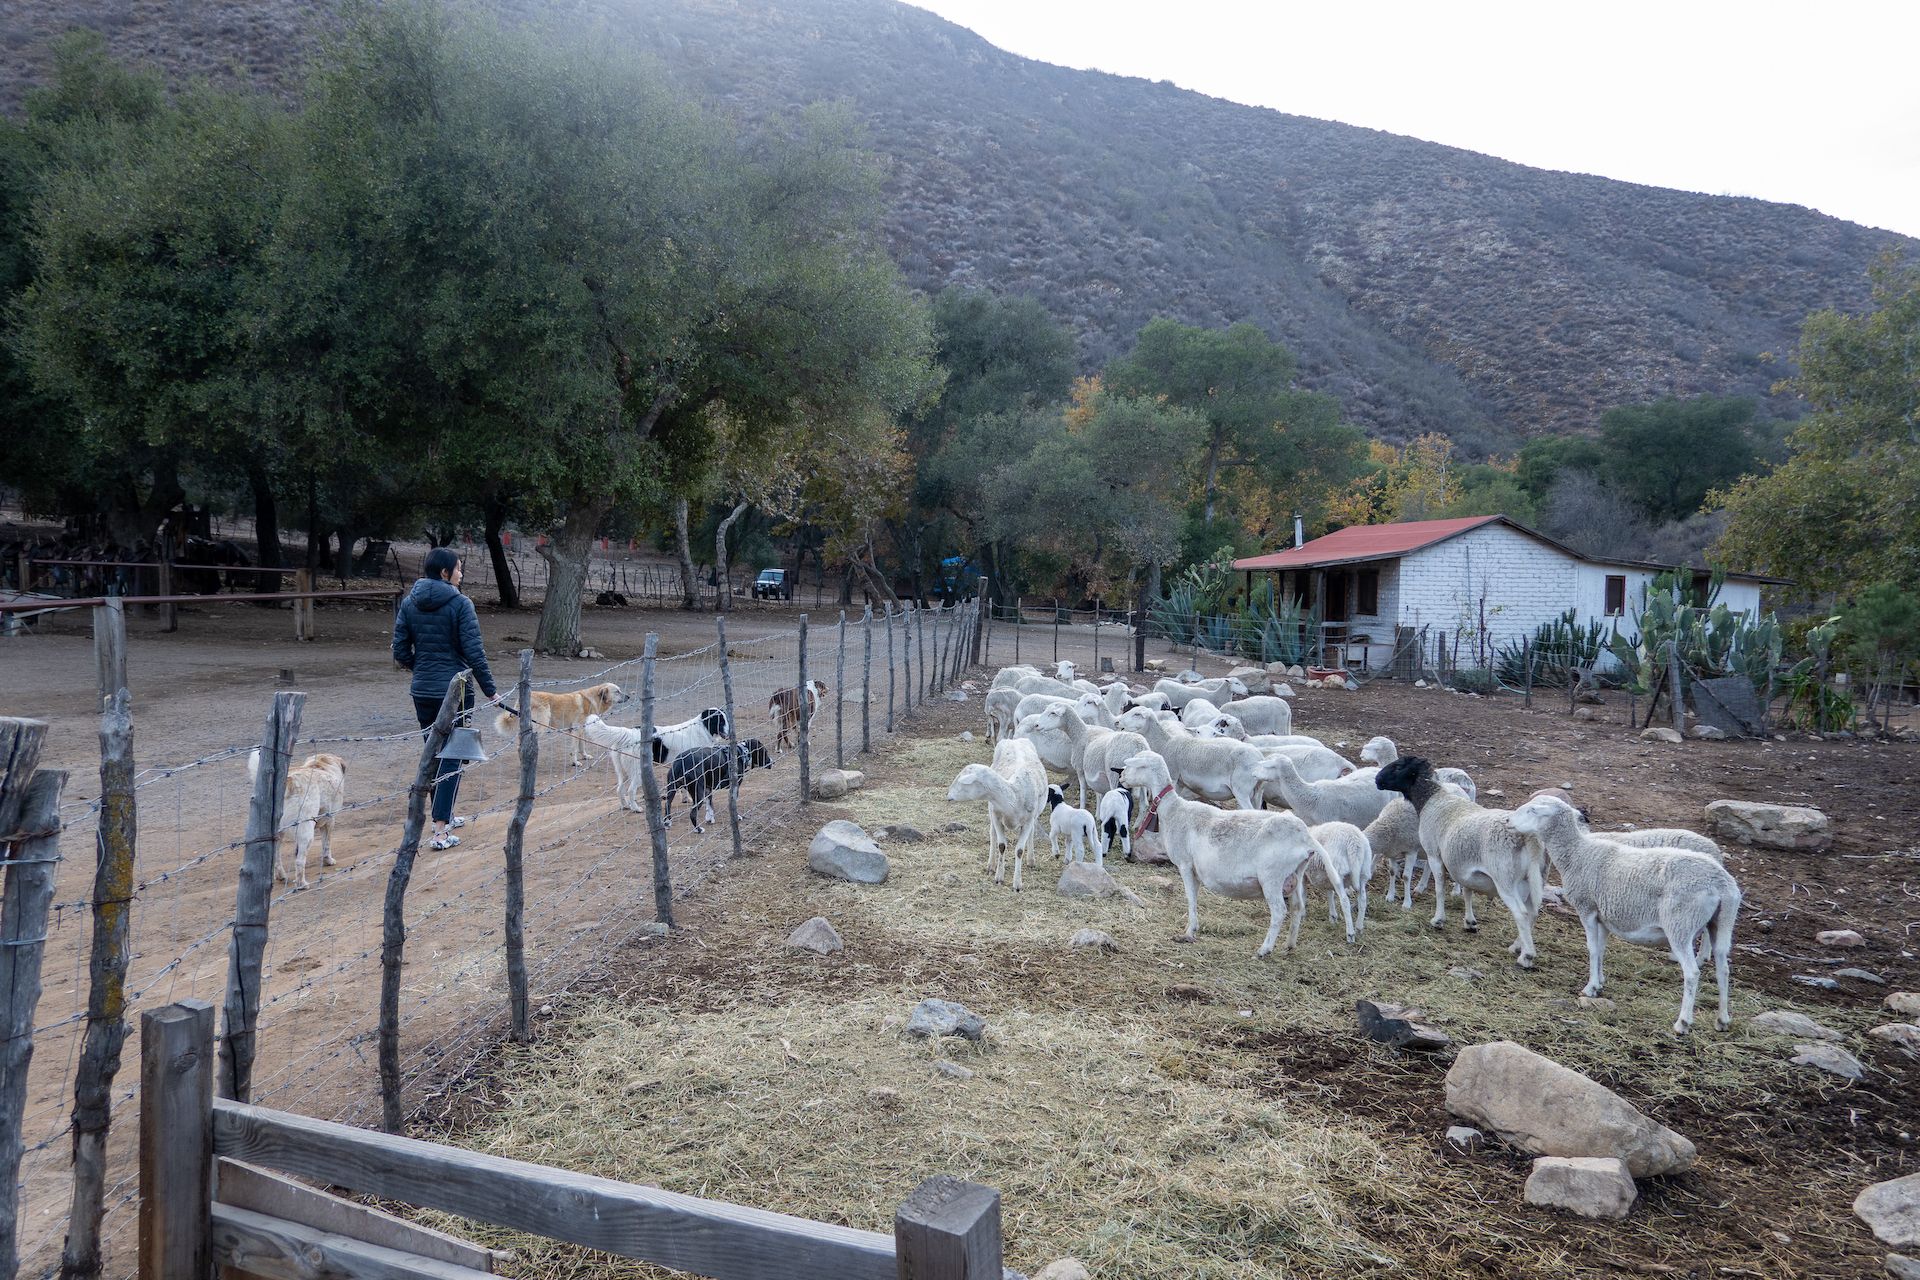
[0,588,988,1279]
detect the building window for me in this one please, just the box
[1604,575,1626,616]
[1357,568,1379,616]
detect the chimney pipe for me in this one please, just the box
[1293,513,1305,549]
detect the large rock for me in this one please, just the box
[1856,1173,1920,1248]
[1888,993,1920,1018]
[786,917,844,955]
[906,998,985,1042]
[807,820,890,884]
[1886,1254,1920,1280]
[1751,1010,1842,1041]
[1228,666,1270,695]
[1868,1024,1920,1056]
[1640,726,1683,744]
[1523,1156,1638,1220]
[809,768,866,800]
[1067,927,1118,951]
[1705,798,1831,850]
[1444,1041,1696,1176]
[1789,1042,1864,1081]
[1818,929,1867,948]
[1689,724,1728,741]
[1057,861,1144,904]
[1034,1261,1091,1280]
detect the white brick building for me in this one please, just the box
[1233,515,1778,672]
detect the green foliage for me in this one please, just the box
[1515,436,1606,502]
[1713,256,1920,598]
[1598,395,1760,523]
[1243,581,1319,666]
[1444,463,1537,523]
[1840,583,1920,727]
[1778,618,1854,733]
[1494,609,1618,687]
[920,288,1074,432]
[1606,570,1784,698]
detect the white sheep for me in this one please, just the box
[1217,695,1293,736]
[1117,750,1352,956]
[1195,723,1352,783]
[1152,676,1249,710]
[1045,785,1100,864]
[1597,826,1723,861]
[1374,756,1544,968]
[1117,706,1267,810]
[946,737,1049,891]
[990,664,1041,690]
[1178,697,1226,728]
[1510,794,1741,1034]
[1252,753,1391,828]
[1366,779,1476,910]
[1095,786,1133,864]
[1302,821,1374,932]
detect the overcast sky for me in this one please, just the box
[906,0,1920,238]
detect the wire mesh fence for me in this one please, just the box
[1,595,985,1279]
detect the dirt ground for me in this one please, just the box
[408,681,1918,1280]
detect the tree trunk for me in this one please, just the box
[837,562,855,607]
[672,496,699,611]
[1146,558,1163,603]
[331,526,354,584]
[246,463,282,570]
[483,497,520,609]
[713,500,749,612]
[305,471,322,575]
[535,501,606,655]
[1202,432,1223,527]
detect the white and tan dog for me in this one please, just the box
[580,715,654,813]
[496,682,628,767]
[247,749,347,889]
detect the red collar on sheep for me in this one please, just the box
[1132,784,1174,839]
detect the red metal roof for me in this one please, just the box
[1233,516,1505,571]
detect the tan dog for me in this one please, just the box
[496,682,628,766]
[768,679,826,750]
[247,750,347,889]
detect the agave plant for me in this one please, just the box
[1495,609,1618,688]
[1150,583,1200,644]
[1242,581,1319,667]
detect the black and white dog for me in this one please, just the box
[663,738,773,831]
[649,708,731,767]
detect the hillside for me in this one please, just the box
[4,0,1911,446]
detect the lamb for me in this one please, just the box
[1117,706,1268,811]
[1253,753,1391,828]
[1116,750,1353,956]
[1095,786,1133,863]
[1216,695,1293,736]
[649,708,731,767]
[1510,794,1741,1034]
[1302,821,1374,932]
[1045,785,1100,864]
[946,737,1049,891]
[1152,676,1249,711]
[1374,756,1544,968]
[984,686,1022,743]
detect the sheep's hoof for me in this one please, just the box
[322,854,337,866]
[1515,956,1535,970]
[1462,921,1479,933]
[1671,1020,1692,1036]
[1715,1015,1731,1031]
[1254,948,1272,960]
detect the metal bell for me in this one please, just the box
[437,725,489,764]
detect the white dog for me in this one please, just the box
[581,715,654,813]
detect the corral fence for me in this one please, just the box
[0,588,991,1279]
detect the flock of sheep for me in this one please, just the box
[949,661,1744,1036]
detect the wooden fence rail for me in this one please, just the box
[141,1000,1007,1280]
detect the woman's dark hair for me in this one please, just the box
[423,547,461,582]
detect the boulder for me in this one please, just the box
[1818,929,1867,948]
[1888,993,1920,1018]
[1690,724,1728,741]
[1524,1156,1638,1220]
[1356,999,1451,1050]
[809,768,866,800]
[1229,666,1271,695]
[1751,1010,1842,1041]
[1868,1024,1920,1056]
[1856,1173,1920,1248]
[786,916,844,955]
[1057,861,1144,904]
[1068,927,1118,951]
[1704,798,1831,851]
[1640,727,1683,744]
[1886,1254,1920,1280]
[1128,828,1172,864]
[1034,1261,1091,1280]
[1572,707,1599,722]
[807,820,890,884]
[1444,1041,1696,1176]
[907,998,986,1042]
[1287,664,1307,680]
[1271,682,1296,698]
[1789,1042,1864,1081]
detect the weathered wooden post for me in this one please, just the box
[1134,580,1148,674]
[503,650,535,1043]
[379,671,467,1132]
[1014,596,1021,665]
[638,635,673,927]
[894,1174,1003,1279]
[861,604,873,755]
[1092,600,1100,674]
[835,609,847,770]
[797,615,812,803]
[219,689,306,1103]
[0,729,60,1280]
[917,604,928,699]
[157,542,177,633]
[971,577,988,666]
[1522,636,1533,708]
[138,1000,214,1280]
[1052,597,1060,667]
[63,604,138,1279]
[292,568,312,642]
[1668,578,1686,736]
[715,617,745,858]
[885,603,896,734]
[901,604,914,715]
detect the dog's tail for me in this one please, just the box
[246,747,260,785]
[494,709,519,737]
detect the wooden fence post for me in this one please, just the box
[797,615,812,803]
[292,568,311,642]
[638,635,674,928]
[379,672,467,1132]
[1522,636,1533,708]
[894,1174,1003,1279]
[835,610,847,770]
[971,577,987,666]
[157,550,177,633]
[917,605,928,699]
[0,745,62,1280]
[861,605,873,755]
[1668,578,1686,736]
[1092,601,1099,674]
[716,617,745,858]
[219,690,305,1103]
[138,1000,215,1280]
[0,719,48,839]
[504,650,535,1044]
[901,604,913,716]
[1133,580,1148,674]
[63,606,137,1280]
[885,604,896,734]
[1014,598,1021,665]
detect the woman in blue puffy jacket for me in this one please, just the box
[392,547,498,850]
